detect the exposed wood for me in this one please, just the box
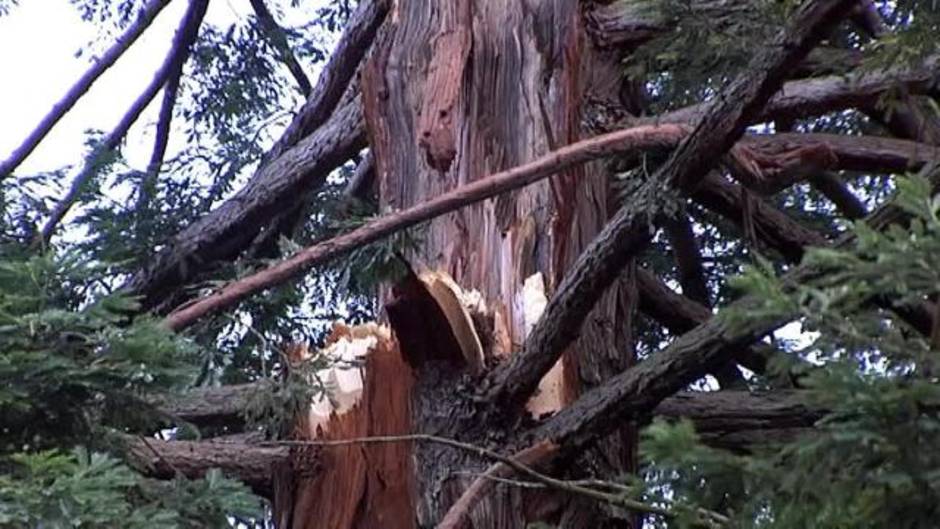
[416,0,472,172]
[282,324,416,529]
[0,0,172,178]
[483,0,857,414]
[120,435,290,498]
[36,0,208,246]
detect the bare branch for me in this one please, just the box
[136,43,186,214]
[35,0,208,246]
[249,0,312,97]
[0,0,172,178]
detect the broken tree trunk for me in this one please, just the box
[272,1,642,528]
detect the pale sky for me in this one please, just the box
[0,0,327,177]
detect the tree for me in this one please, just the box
[2,0,940,528]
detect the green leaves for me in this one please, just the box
[0,448,261,529]
[641,171,940,528]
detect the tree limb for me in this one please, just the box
[127,0,388,309]
[119,434,291,498]
[249,0,312,97]
[130,97,367,312]
[0,0,172,178]
[262,0,388,164]
[35,0,208,246]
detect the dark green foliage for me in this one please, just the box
[0,448,259,529]
[637,173,940,528]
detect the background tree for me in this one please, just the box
[1,0,939,528]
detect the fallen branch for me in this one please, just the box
[0,0,172,178]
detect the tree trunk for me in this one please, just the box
[275,2,638,528]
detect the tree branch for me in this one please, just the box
[127,0,388,309]
[262,0,388,164]
[35,0,208,246]
[119,434,291,498]
[249,0,312,97]
[130,97,367,312]
[483,0,857,413]
[660,213,746,388]
[0,0,172,178]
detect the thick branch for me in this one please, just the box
[128,0,388,309]
[130,98,366,311]
[249,0,312,97]
[484,0,857,413]
[263,0,387,164]
[537,167,940,453]
[645,56,940,126]
[120,434,291,498]
[0,0,172,178]
[36,0,208,245]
